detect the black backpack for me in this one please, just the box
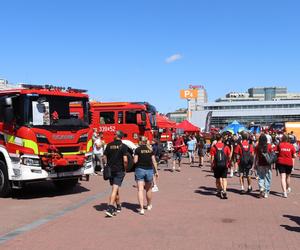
[240,143,253,168]
[214,145,227,168]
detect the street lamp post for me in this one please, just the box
[187,98,191,121]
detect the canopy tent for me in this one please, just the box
[156,114,176,129]
[176,120,200,133]
[221,120,249,134]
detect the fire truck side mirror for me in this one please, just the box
[137,113,146,126]
[3,97,14,124]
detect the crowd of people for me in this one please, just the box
[170,129,298,200]
[182,130,297,199]
[91,127,299,217]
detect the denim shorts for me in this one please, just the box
[109,171,125,186]
[135,167,154,183]
[173,152,182,161]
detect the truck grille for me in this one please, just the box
[55,165,81,173]
[57,146,80,153]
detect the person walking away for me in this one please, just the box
[232,134,240,176]
[150,139,159,192]
[235,132,254,193]
[187,136,197,165]
[224,134,234,177]
[134,136,159,215]
[197,135,206,167]
[172,134,185,172]
[210,134,231,199]
[103,131,128,217]
[254,134,273,198]
[275,134,296,198]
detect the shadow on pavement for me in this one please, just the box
[93,203,107,212]
[11,182,90,200]
[190,165,202,168]
[291,173,300,179]
[201,169,212,173]
[194,186,218,196]
[227,188,259,199]
[122,202,139,212]
[281,215,300,233]
[270,191,283,197]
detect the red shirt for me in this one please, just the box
[173,137,185,152]
[276,142,296,167]
[210,142,231,168]
[255,144,273,166]
[234,140,254,158]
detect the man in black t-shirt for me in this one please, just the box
[103,130,128,217]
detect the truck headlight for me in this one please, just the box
[21,157,41,167]
[36,134,49,144]
[78,133,88,143]
[85,154,93,163]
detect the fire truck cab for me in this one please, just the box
[0,84,94,197]
[84,102,158,144]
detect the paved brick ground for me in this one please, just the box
[1,156,300,250]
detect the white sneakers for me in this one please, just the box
[147,204,153,211]
[283,187,291,198]
[139,204,152,215]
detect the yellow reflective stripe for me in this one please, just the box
[23,139,39,154]
[87,139,93,152]
[61,152,83,155]
[7,135,15,143]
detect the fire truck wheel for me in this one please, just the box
[0,160,12,197]
[53,178,79,190]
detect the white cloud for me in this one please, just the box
[165,53,183,64]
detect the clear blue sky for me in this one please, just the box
[1,0,300,113]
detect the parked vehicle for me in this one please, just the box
[72,101,158,144]
[0,84,94,197]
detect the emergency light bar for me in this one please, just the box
[20,84,87,93]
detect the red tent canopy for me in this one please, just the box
[176,120,200,133]
[156,114,176,129]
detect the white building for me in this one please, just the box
[189,87,208,111]
[191,86,300,129]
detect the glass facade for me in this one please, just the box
[204,103,300,110]
[211,115,300,128]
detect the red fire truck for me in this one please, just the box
[0,84,94,197]
[72,102,158,144]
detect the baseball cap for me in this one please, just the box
[115,130,125,139]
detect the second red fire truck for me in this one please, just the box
[72,101,158,144]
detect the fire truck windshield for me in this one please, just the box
[149,112,157,128]
[23,95,89,130]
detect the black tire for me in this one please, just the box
[53,178,79,191]
[0,160,12,197]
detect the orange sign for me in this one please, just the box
[180,89,198,99]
